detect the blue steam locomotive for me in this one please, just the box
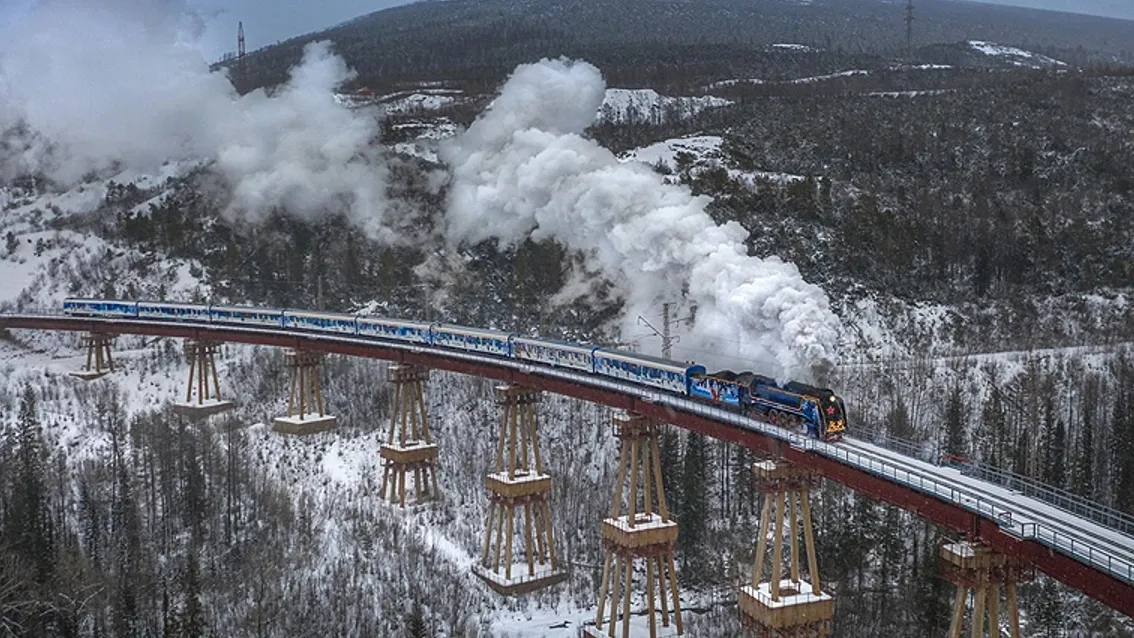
[62,298,847,440]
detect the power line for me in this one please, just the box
[637,301,696,359]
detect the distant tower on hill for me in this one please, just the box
[905,0,915,62]
[237,21,247,91]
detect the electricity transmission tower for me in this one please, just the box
[905,0,915,62]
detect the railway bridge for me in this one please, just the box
[1,310,1132,637]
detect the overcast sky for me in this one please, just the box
[188,0,416,61]
[968,0,1134,21]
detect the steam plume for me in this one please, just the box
[0,0,390,237]
[442,58,841,379]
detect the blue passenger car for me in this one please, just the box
[688,371,746,408]
[430,324,514,357]
[592,348,704,395]
[283,310,357,335]
[209,305,284,328]
[137,301,210,322]
[63,298,138,318]
[513,337,596,373]
[356,317,432,344]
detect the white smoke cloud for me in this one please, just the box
[0,0,391,237]
[442,58,841,379]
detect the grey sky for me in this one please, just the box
[966,0,1134,21]
[190,0,416,61]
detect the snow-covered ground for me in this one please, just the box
[597,88,732,124]
[334,88,465,114]
[968,40,1067,68]
[706,77,765,89]
[619,134,806,186]
[378,90,461,114]
[771,43,819,52]
[787,69,870,84]
[391,117,459,163]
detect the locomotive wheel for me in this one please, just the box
[768,410,781,426]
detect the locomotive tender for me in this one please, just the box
[62,298,847,441]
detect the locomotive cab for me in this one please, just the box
[783,382,847,441]
[819,392,847,440]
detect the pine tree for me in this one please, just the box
[886,397,916,440]
[15,385,54,588]
[1072,378,1098,498]
[405,598,427,638]
[979,390,1008,467]
[1112,386,1134,514]
[911,524,950,634]
[659,426,683,514]
[678,431,708,583]
[1030,577,1065,637]
[111,450,141,638]
[1043,417,1067,488]
[942,386,967,459]
[179,551,205,638]
[730,444,755,518]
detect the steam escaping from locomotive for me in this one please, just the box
[442,58,841,379]
[0,0,392,239]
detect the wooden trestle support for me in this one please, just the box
[70,332,116,380]
[739,460,833,638]
[172,339,234,419]
[272,349,337,435]
[941,540,1031,638]
[473,384,566,595]
[586,412,683,638]
[379,364,439,507]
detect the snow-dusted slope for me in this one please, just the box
[968,40,1067,68]
[0,164,208,313]
[334,88,464,114]
[619,134,805,186]
[597,88,731,124]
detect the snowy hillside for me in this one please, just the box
[597,88,731,124]
[334,88,465,114]
[968,41,1067,68]
[620,134,806,186]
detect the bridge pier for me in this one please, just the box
[941,540,1030,638]
[587,412,683,638]
[739,460,832,638]
[379,364,439,507]
[473,384,566,595]
[272,349,337,435]
[172,339,234,419]
[70,332,116,380]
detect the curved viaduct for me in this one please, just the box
[1,312,1132,619]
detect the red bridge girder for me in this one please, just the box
[2,315,1132,618]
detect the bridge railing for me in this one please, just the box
[851,423,937,463]
[850,423,1134,541]
[1019,522,1134,585]
[815,442,1134,587]
[962,463,1134,538]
